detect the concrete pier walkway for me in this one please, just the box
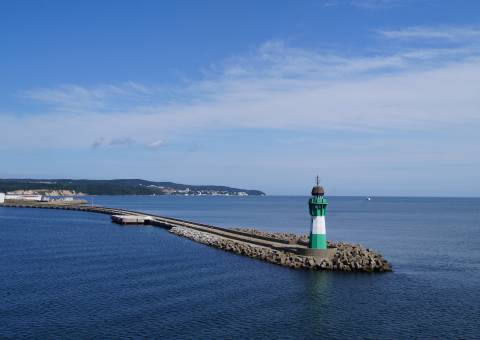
[0,202,309,254]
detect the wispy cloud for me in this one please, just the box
[2,29,480,155]
[91,137,105,149]
[377,26,480,41]
[322,0,404,10]
[146,140,165,149]
[90,136,161,150]
[109,137,136,146]
[21,82,157,113]
[350,0,401,9]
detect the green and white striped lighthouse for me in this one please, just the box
[309,176,328,249]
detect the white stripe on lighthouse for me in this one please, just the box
[311,216,326,234]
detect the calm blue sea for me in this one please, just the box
[1,196,479,339]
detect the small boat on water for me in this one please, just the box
[366,197,372,201]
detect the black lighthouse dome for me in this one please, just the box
[311,185,325,196]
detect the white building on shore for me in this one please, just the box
[0,193,5,203]
[5,193,43,201]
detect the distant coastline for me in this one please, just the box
[0,179,266,197]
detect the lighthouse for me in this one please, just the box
[309,176,328,250]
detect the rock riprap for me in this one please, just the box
[170,226,392,272]
[232,227,310,244]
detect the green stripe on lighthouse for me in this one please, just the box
[310,234,327,249]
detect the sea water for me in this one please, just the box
[1,196,479,338]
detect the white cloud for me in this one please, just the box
[146,140,165,149]
[89,136,164,150]
[322,0,403,10]
[1,34,480,155]
[91,137,105,149]
[377,26,480,41]
[350,0,400,9]
[20,82,156,113]
[109,137,136,146]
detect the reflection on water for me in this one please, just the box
[307,271,331,302]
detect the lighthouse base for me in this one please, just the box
[299,247,337,259]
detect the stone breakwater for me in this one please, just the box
[170,226,392,272]
[233,227,310,244]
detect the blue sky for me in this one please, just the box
[1,0,479,196]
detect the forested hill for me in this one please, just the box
[0,179,265,196]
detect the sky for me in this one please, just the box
[1,0,479,196]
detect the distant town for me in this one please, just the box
[0,179,265,202]
[139,185,251,196]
